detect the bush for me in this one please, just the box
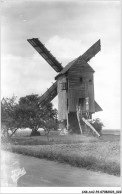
[89,118,104,134]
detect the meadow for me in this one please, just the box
[3,129,120,176]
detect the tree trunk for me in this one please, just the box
[30,127,40,136]
[10,128,18,137]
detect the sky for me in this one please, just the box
[1,0,121,129]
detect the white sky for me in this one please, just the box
[1,0,121,129]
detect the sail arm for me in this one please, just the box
[27,38,63,72]
[81,39,101,62]
[38,81,57,107]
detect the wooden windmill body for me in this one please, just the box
[27,38,102,134]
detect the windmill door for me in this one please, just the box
[78,98,86,113]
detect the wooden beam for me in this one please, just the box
[81,39,101,62]
[76,105,82,134]
[38,81,57,107]
[82,117,100,137]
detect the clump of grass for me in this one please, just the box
[3,133,120,176]
[10,133,102,146]
[5,141,120,176]
[10,131,120,146]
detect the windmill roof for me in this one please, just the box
[55,56,95,79]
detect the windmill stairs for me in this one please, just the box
[76,109,100,137]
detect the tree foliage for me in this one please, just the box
[89,118,104,134]
[1,94,58,137]
[1,96,19,137]
[16,94,57,135]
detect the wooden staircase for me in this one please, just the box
[82,117,100,137]
[76,107,100,137]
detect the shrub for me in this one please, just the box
[89,118,104,134]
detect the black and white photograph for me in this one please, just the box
[1,0,121,192]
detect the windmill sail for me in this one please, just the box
[55,39,101,79]
[38,81,57,107]
[81,39,101,62]
[27,38,63,72]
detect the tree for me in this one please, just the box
[1,94,58,137]
[44,108,58,131]
[16,94,57,136]
[1,96,19,138]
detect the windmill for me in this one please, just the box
[27,38,102,135]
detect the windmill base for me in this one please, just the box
[68,112,81,134]
[58,113,81,134]
[58,112,98,136]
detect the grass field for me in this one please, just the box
[2,130,120,177]
[6,129,120,145]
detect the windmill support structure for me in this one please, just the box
[76,106,83,134]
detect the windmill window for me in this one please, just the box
[80,77,83,83]
[89,79,92,83]
[61,82,67,90]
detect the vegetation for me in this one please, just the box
[5,130,120,145]
[2,131,120,176]
[1,95,58,138]
[1,95,120,177]
[89,118,104,135]
[1,96,19,138]
[16,94,57,136]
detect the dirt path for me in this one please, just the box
[1,150,121,187]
